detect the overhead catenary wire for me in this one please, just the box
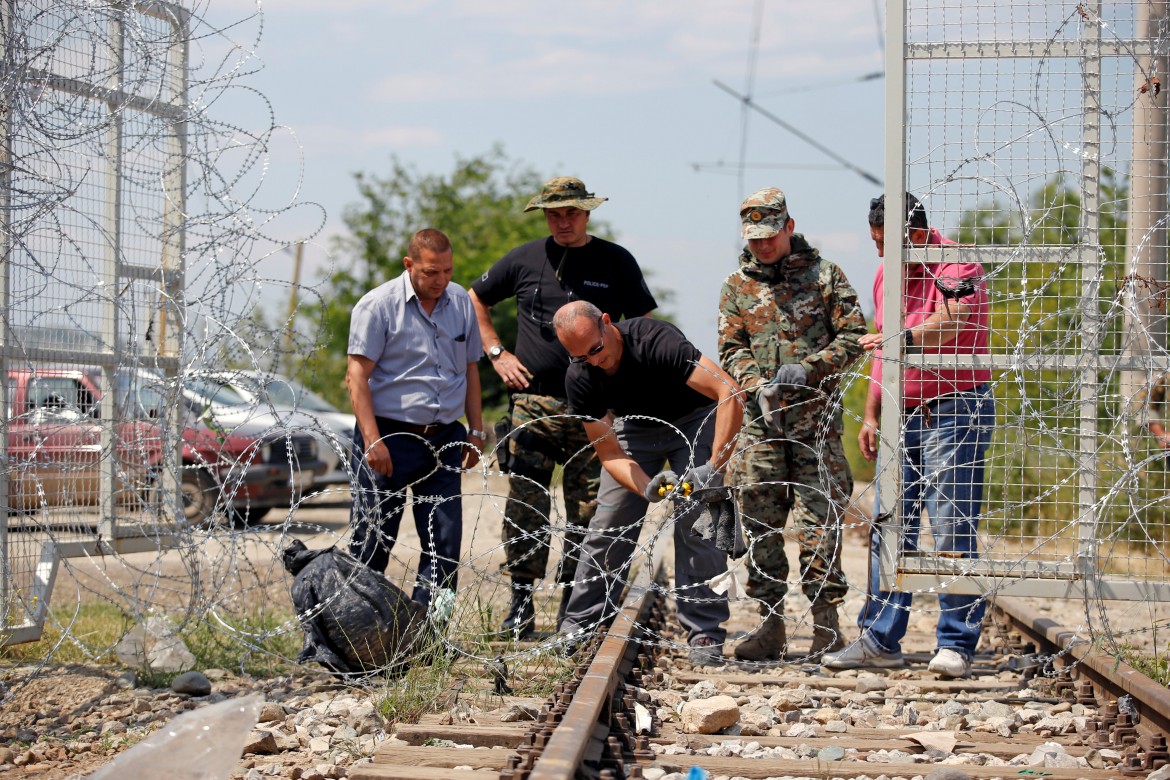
[713,79,884,187]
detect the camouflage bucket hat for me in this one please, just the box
[740,187,789,239]
[524,177,608,213]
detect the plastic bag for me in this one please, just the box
[282,539,426,677]
[87,695,263,779]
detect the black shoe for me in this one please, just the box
[501,579,536,640]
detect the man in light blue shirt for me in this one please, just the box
[347,228,484,611]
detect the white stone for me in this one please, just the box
[680,695,740,734]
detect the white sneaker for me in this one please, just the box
[928,648,971,677]
[821,635,905,669]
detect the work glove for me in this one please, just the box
[757,363,807,434]
[691,490,748,559]
[757,378,784,433]
[681,462,722,492]
[774,362,808,386]
[643,470,680,503]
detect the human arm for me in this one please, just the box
[799,264,868,385]
[685,355,743,473]
[716,279,768,394]
[906,264,986,350]
[859,382,882,462]
[468,288,532,390]
[346,354,392,477]
[462,362,484,469]
[1149,421,1170,450]
[583,416,654,496]
[905,299,977,350]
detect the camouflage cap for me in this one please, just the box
[524,177,608,213]
[740,187,790,239]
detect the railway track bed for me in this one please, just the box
[351,564,1170,780]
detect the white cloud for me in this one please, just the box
[366,0,883,103]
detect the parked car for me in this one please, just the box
[5,367,163,512]
[202,370,355,488]
[120,369,327,526]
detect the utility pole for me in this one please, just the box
[281,241,303,376]
[1121,0,1169,411]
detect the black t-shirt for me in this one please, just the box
[566,318,713,423]
[472,236,657,398]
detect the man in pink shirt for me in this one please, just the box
[823,193,995,678]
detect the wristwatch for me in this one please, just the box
[467,429,486,439]
[488,345,505,360]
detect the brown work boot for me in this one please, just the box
[734,612,787,662]
[809,603,845,660]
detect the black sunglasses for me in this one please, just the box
[568,315,606,364]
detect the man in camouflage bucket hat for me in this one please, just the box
[470,176,656,640]
[523,177,608,212]
[717,187,867,662]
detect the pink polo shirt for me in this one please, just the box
[869,229,991,407]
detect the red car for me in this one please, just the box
[6,367,325,526]
[6,368,162,511]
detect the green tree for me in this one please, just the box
[300,146,620,412]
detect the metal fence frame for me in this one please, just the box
[879,0,1170,601]
[0,0,188,646]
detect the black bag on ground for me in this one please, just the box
[282,539,426,678]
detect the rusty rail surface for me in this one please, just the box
[524,551,666,780]
[993,596,1170,773]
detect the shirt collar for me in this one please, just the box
[401,271,450,309]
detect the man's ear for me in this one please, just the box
[908,228,928,246]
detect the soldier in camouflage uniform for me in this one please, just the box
[718,187,867,661]
[470,177,657,639]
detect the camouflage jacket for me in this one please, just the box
[718,234,867,420]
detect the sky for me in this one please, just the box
[206,0,890,357]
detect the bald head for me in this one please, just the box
[554,300,620,371]
[552,300,602,336]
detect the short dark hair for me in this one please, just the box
[407,228,452,260]
[868,193,928,231]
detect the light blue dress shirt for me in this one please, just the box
[348,272,483,425]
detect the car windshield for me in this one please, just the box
[263,379,338,413]
[113,371,170,417]
[187,378,248,407]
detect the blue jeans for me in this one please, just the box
[859,384,994,659]
[347,419,465,612]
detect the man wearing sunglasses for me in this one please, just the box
[469,177,657,640]
[551,300,743,666]
[718,187,868,663]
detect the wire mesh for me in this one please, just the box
[881,0,1170,607]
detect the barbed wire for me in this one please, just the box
[4,0,1170,713]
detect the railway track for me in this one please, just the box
[350,557,1170,780]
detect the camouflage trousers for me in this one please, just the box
[732,428,851,610]
[500,393,600,582]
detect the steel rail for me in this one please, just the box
[527,548,665,780]
[994,595,1170,768]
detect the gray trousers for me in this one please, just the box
[560,406,731,643]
